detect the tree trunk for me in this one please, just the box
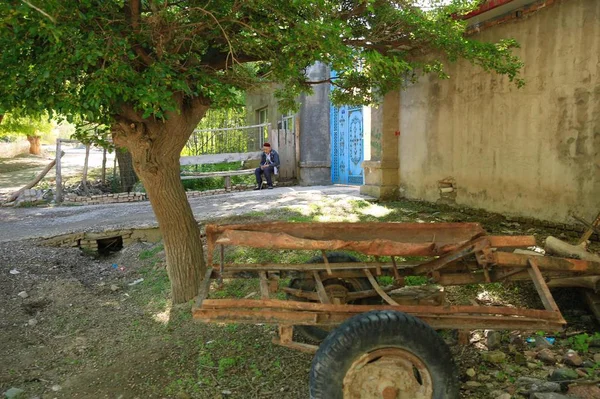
[27,135,41,155]
[141,160,204,303]
[81,143,90,196]
[101,147,107,185]
[112,98,208,303]
[115,147,138,192]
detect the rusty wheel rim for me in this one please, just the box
[343,347,434,399]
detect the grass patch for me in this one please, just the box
[139,244,164,260]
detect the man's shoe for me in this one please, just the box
[253,186,261,190]
[267,185,274,189]
[254,182,263,190]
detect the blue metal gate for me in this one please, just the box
[330,104,364,185]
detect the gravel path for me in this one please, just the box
[0,185,372,242]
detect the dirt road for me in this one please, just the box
[0,185,371,242]
[0,144,114,194]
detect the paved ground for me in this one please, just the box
[0,185,372,242]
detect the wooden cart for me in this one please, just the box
[193,222,600,399]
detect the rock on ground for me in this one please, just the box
[481,350,507,363]
[4,388,25,399]
[549,368,579,381]
[562,350,583,367]
[530,393,575,399]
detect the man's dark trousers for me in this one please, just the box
[255,165,275,187]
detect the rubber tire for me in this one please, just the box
[309,310,459,399]
[288,252,377,342]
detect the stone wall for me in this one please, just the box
[397,0,600,223]
[61,181,294,206]
[63,192,148,205]
[41,227,163,250]
[0,140,29,158]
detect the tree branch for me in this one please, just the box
[125,0,154,66]
[21,0,56,24]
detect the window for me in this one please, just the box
[256,107,269,144]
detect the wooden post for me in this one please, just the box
[5,151,64,203]
[224,175,231,191]
[101,147,107,185]
[112,153,117,181]
[55,139,63,203]
[82,143,90,196]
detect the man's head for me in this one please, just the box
[263,142,272,154]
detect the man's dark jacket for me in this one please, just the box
[260,150,280,167]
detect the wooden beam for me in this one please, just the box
[493,252,600,274]
[180,169,255,179]
[527,259,562,314]
[312,271,331,304]
[194,267,214,309]
[259,271,270,299]
[364,269,399,306]
[180,152,261,166]
[55,139,63,203]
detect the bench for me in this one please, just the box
[181,169,279,190]
[181,169,255,191]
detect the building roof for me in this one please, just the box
[465,0,543,27]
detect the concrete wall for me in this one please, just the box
[298,62,332,185]
[245,83,281,128]
[399,0,600,223]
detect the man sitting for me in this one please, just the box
[254,142,280,190]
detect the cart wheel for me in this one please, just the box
[309,310,459,399]
[288,253,379,342]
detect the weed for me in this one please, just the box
[217,357,238,377]
[139,244,164,260]
[377,276,394,286]
[405,276,428,286]
[567,333,600,353]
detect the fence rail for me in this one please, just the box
[184,123,269,156]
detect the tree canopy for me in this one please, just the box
[1,0,523,123]
[0,112,53,139]
[0,0,525,303]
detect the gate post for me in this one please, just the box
[360,91,400,200]
[55,138,63,204]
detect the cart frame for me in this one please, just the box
[193,222,600,353]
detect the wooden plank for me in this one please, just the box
[493,252,600,273]
[488,235,536,247]
[193,267,214,309]
[55,139,63,203]
[216,229,439,256]
[414,237,489,274]
[321,251,332,275]
[181,169,255,178]
[278,325,293,343]
[273,338,318,353]
[312,271,331,304]
[206,221,485,247]
[279,128,296,180]
[259,271,270,299]
[575,212,600,245]
[200,299,565,320]
[180,151,261,165]
[210,261,422,272]
[194,308,565,331]
[527,258,562,314]
[364,269,399,306]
